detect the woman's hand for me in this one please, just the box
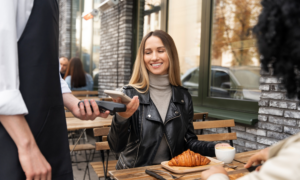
[113,96,139,119]
[215,143,232,148]
[244,147,269,171]
[0,115,51,180]
[18,143,52,180]
[201,165,228,180]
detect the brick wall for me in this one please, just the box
[98,0,133,97]
[58,0,71,58]
[199,67,300,153]
[258,68,300,145]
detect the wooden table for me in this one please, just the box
[76,96,101,101]
[109,150,260,180]
[66,116,113,131]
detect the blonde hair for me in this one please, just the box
[129,30,182,93]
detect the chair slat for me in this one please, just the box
[102,136,107,141]
[193,112,208,121]
[90,160,118,177]
[93,127,110,137]
[96,142,110,150]
[197,132,237,141]
[69,144,95,151]
[193,119,235,130]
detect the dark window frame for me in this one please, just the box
[194,0,258,125]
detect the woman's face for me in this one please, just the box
[143,36,169,75]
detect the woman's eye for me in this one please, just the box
[158,51,164,53]
[145,52,151,54]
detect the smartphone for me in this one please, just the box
[104,90,132,103]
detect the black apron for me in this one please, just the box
[0,0,73,179]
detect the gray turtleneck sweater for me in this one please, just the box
[149,72,172,164]
[116,72,172,164]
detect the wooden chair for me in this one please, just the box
[193,112,208,135]
[193,112,208,121]
[90,127,117,180]
[193,119,237,146]
[69,132,95,180]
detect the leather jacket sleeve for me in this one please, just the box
[185,93,216,157]
[107,115,131,153]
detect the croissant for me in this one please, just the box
[168,149,211,167]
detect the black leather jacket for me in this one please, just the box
[108,85,216,169]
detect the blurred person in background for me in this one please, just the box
[60,57,69,78]
[64,57,94,91]
[202,0,300,179]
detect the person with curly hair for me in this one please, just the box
[201,0,300,180]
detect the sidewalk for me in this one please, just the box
[71,134,116,180]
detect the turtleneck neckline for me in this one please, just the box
[149,72,170,89]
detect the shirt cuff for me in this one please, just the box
[60,74,71,94]
[207,173,230,180]
[0,89,28,115]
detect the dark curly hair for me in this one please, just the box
[253,0,300,99]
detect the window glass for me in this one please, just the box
[210,0,262,101]
[81,0,93,74]
[143,0,161,36]
[70,0,81,58]
[92,0,101,90]
[168,0,202,96]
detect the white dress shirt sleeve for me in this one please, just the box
[59,63,71,94]
[0,1,28,115]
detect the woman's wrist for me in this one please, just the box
[0,115,38,152]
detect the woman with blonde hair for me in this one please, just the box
[108,30,229,169]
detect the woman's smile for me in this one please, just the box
[144,36,169,75]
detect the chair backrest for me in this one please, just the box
[93,127,111,151]
[72,90,99,97]
[193,119,237,146]
[193,112,208,121]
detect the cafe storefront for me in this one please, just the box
[59,0,300,152]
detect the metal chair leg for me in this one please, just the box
[83,150,91,180]
[71,132,81,170]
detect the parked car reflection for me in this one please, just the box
[181,66,261,101]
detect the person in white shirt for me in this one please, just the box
[0,1,109,180]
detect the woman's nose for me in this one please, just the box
[151,51,158,60]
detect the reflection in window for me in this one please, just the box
[81,0,93,74]
[92,0,101,90]
[210,0,262,101]
[70,0,81,58]
[168,0,201,96]
[70,0,100,90]
[143,0,161,36]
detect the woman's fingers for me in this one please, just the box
[256,165,262,171]
[117,96,139,119]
